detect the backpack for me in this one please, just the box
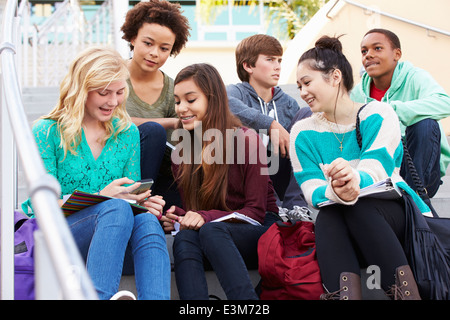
[14,211,38,300]
[257,220,324,300]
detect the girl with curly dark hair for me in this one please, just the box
[121,0,191,206]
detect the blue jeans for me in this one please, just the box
[173,213,280,300]
[138,121,167,182]
[400,119,442,197]
[66,199,171,300]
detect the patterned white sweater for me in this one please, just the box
[289,101,430,214]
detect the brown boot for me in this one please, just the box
[387,265,421,300]
[320,272,362,300]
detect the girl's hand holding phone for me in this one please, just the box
[100,177,151,203]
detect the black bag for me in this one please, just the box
[400,143,450,300]
[356,106,450,300]
[401,191,450,300]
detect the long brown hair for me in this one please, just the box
[174,63,242,211]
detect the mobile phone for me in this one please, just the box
[130,179,154,195]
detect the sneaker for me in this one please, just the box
[278,207,290,222]
[287,206,314,222]
[110,290,136,300]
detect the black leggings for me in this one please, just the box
[315,197,408,292]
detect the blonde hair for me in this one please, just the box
[42,46,131,158]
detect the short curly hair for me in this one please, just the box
[121,0,190,56]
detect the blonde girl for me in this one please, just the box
[23,46,170,300]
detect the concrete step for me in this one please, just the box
[429,175,450,218]
[16,87,59,207]
[22,86,59,125]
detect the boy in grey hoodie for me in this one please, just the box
[227,34,312,219]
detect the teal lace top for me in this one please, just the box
[22,118,140,216]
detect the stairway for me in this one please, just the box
[15,86,59,208]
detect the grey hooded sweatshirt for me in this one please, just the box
[227,82,300,132]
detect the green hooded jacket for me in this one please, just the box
[351,61,450,177]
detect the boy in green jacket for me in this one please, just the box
[351,28,450,197]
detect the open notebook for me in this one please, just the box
[61,190,148,216]
[211,212,261,226]
[318,177,401,207]
[171,212,261,236]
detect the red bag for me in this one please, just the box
[258,220,324,300]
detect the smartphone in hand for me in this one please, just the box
[130,179,154,195]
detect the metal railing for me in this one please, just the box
[18,0,117,87]
[0,0,97,299]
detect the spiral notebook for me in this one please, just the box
[61,190,148,217]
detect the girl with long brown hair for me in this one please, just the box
[163,63,279,299]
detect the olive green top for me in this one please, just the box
[125,71,177,145]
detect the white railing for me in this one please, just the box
[85,0,113,47]
[0,0,97,299]
[17,0,118,87]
